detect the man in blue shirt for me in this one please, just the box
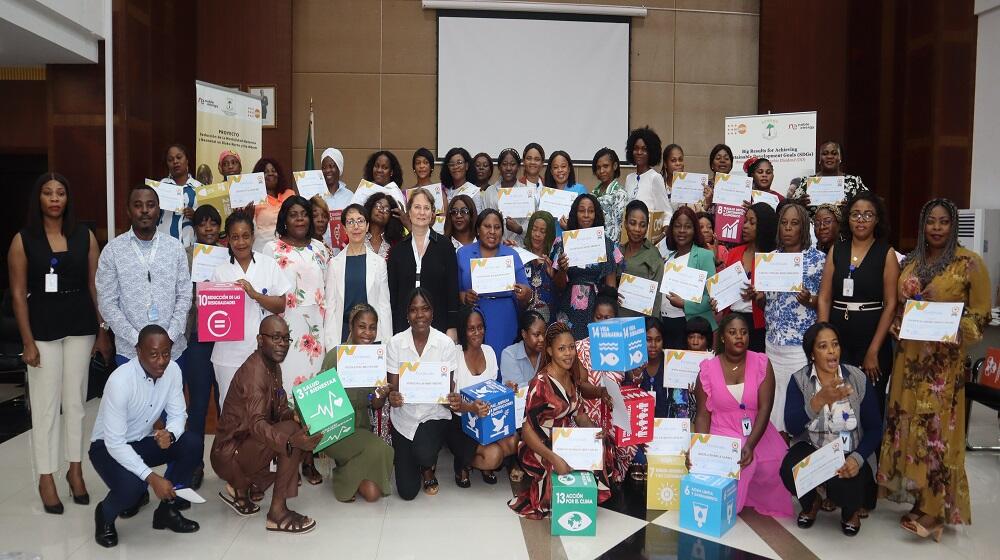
[89,325,203,548]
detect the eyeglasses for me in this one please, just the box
[849,211,876,222]
[262,333,292,344]
[345,218,367,227]
[449,208,470,216]
[373,202,389,212]
[814,218,835,227]
[447,160,466,168]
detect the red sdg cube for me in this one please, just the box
[614,387,655,446]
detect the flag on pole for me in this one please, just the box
[304,98,315,170]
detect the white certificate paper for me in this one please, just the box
[663,350,713,389]
[688,433,742,479]
[647,418,692,456]
[398,361,450,404]
[227,173,268,208]
[536,187,579,219]
[497,187,535,218]
[145,179,185,212]
[470,256,516,294]
[707,262,750,311]
[600,376,631,431]
[190,243,229,282]
[670,172,709,205]
[899,300,964,342]
[562,227,607,268]
[792,439,846,498]
[754,252,804,293]
[660,263,708,303]
[513,386,527,427]
[335,344,387,388]
[712,173,753,207]
[293,170,327,201]
[752,189,780,209]
[512,247,541,265]
[552,427,603,471]
[619,273,659,316]
[407,183,445,214]
[432,214,446,235]
[804,176,846,206]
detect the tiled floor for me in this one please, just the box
[0,398,997,559]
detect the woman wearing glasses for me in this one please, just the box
[363,192,404,260]
[443,194,477,250]
[817,192,899,414]
[324,204,393,347]
[441,147,483,214]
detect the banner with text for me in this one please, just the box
[724,111,817,197]
[195,81,262,185]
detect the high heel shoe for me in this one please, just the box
[67,472,90,505]
[39,479,63,514]
[901,517,943,542]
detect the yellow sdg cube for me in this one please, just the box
[646,454,688,511]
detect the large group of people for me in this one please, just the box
[6,128,991,548]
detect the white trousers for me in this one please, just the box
[28,335,95,475]
[765,340,808,433]
[213,363,240,412]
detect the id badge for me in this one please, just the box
[45,273,58,293]
[648,391,657,403]
[741,417,752,436]
[269,459,277,473]
[147,304,160,322]
[839,431,852,452]
[842,278,854,297]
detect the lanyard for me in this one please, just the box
[412,231,428,286]
[129,230,160,282]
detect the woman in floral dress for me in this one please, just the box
[878,198,990,540]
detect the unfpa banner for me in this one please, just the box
[195,81,262,185]
[724,111,816,197]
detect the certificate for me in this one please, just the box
[513,387,527,428]
[688,433,742,479]
[351,180,381,206]
[470,255,516,294]
[552,427,603,471]
[754,252,804,293]
[145,179,185,212]
[512,246,541,265]
[600,376,631,431]
[792,439,846,498]
[647,418,691,456]
[663,350,713,389]
[190,243,229,282]
[804,176,846,206]
[899,300,964,342]
[407,183,444,214]
[660,263,708,303]
[562,227,607,268]
[752,189,780,209]
[619,273,659,316]
[432,214,446,235]
[335,344,387,388]
[398,361,450,404]
[227,173,267,208]
[497,187,535,218]
[293,170,327,201]
[706,262,749,311]
[712,173,753,207]
[536,187,579,219]
[670,172,709,205]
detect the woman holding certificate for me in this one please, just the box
[363,150,405,192]
[441,147,483,213]
[500,144,542,244]
[625,127,672,244]
[619,200,664,319]
[591,148,626,243]
[323,204,393,347]
[521,211,558,322]
[363,192,404,260]
[318,303,394,502]
[409,147,436,190]
[508,322,611,519]
[659,206,717,349]
[878,198,990,540]
[744,157,785,204]
[719,202,778,353]
[481,148,522,232]
[457,209,531,353]
[789,141,868,214]
[551,194,624,339]
[817,192,898,414]
[782,322,882,536]
[760,202,825,432]
[693,313,792,518]
[386,288,459,499]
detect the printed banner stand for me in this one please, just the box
[725,111,817,197]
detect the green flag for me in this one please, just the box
[304,99,315,170]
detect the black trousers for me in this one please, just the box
[446,414,480,475]
[779,441,875,522]
[391,419,449,501]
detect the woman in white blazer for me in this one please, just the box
[324,204,393,348]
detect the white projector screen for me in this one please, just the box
[437,13,630,162]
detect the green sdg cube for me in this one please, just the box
[550,471,598,536]
[292,367,355,453]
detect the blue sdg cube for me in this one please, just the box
[460,380,516,445]
[587,317,648,372]
[679,474,738,538]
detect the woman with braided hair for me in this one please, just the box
[878,198,991,540]
[508,322,611,520]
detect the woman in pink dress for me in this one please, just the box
[693,313,792,517]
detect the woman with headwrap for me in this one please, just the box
[744,156,785,204]
[878,198,990,541]
[218,150,242,179]
[319,147,353,255]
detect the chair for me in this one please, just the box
[965,357,1000,451]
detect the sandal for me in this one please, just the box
[901,516,943,542]
[481,470,498,485]
[265,510,316,534]
[301,462,323,486]
[422,468,439,496]
[841,520,861,537]
[218,488,260,517]
[249,485,265,503]
[455,468,471,488]
[509,465,525,483]
[797,502,821,529]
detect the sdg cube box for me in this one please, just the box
[196,282,245,342]
[460,380,516,445]
[614,387,655,446]
[679,474,737,538]
[588,317,647,372]
[551,471,598,537]
[292,367,355,453]
[646,454,688,511]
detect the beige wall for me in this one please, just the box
[292,0,759,188]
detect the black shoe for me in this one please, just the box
[190,467,204,491]
[94,503,118,548]
[118,491,149,519]
[152,501,200,533]
[43,501,64,515]
[174,496,191,511]
[841,520,860,537]
[797,512,817,529]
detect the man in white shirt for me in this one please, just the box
[89,325,202,548]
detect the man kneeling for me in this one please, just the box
[211,316,321,533]
[89,325,203,548]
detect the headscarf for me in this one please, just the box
[218,150,240,165]
[321,147,345,177]
[902,198,960,288]
[524,210,556,255]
